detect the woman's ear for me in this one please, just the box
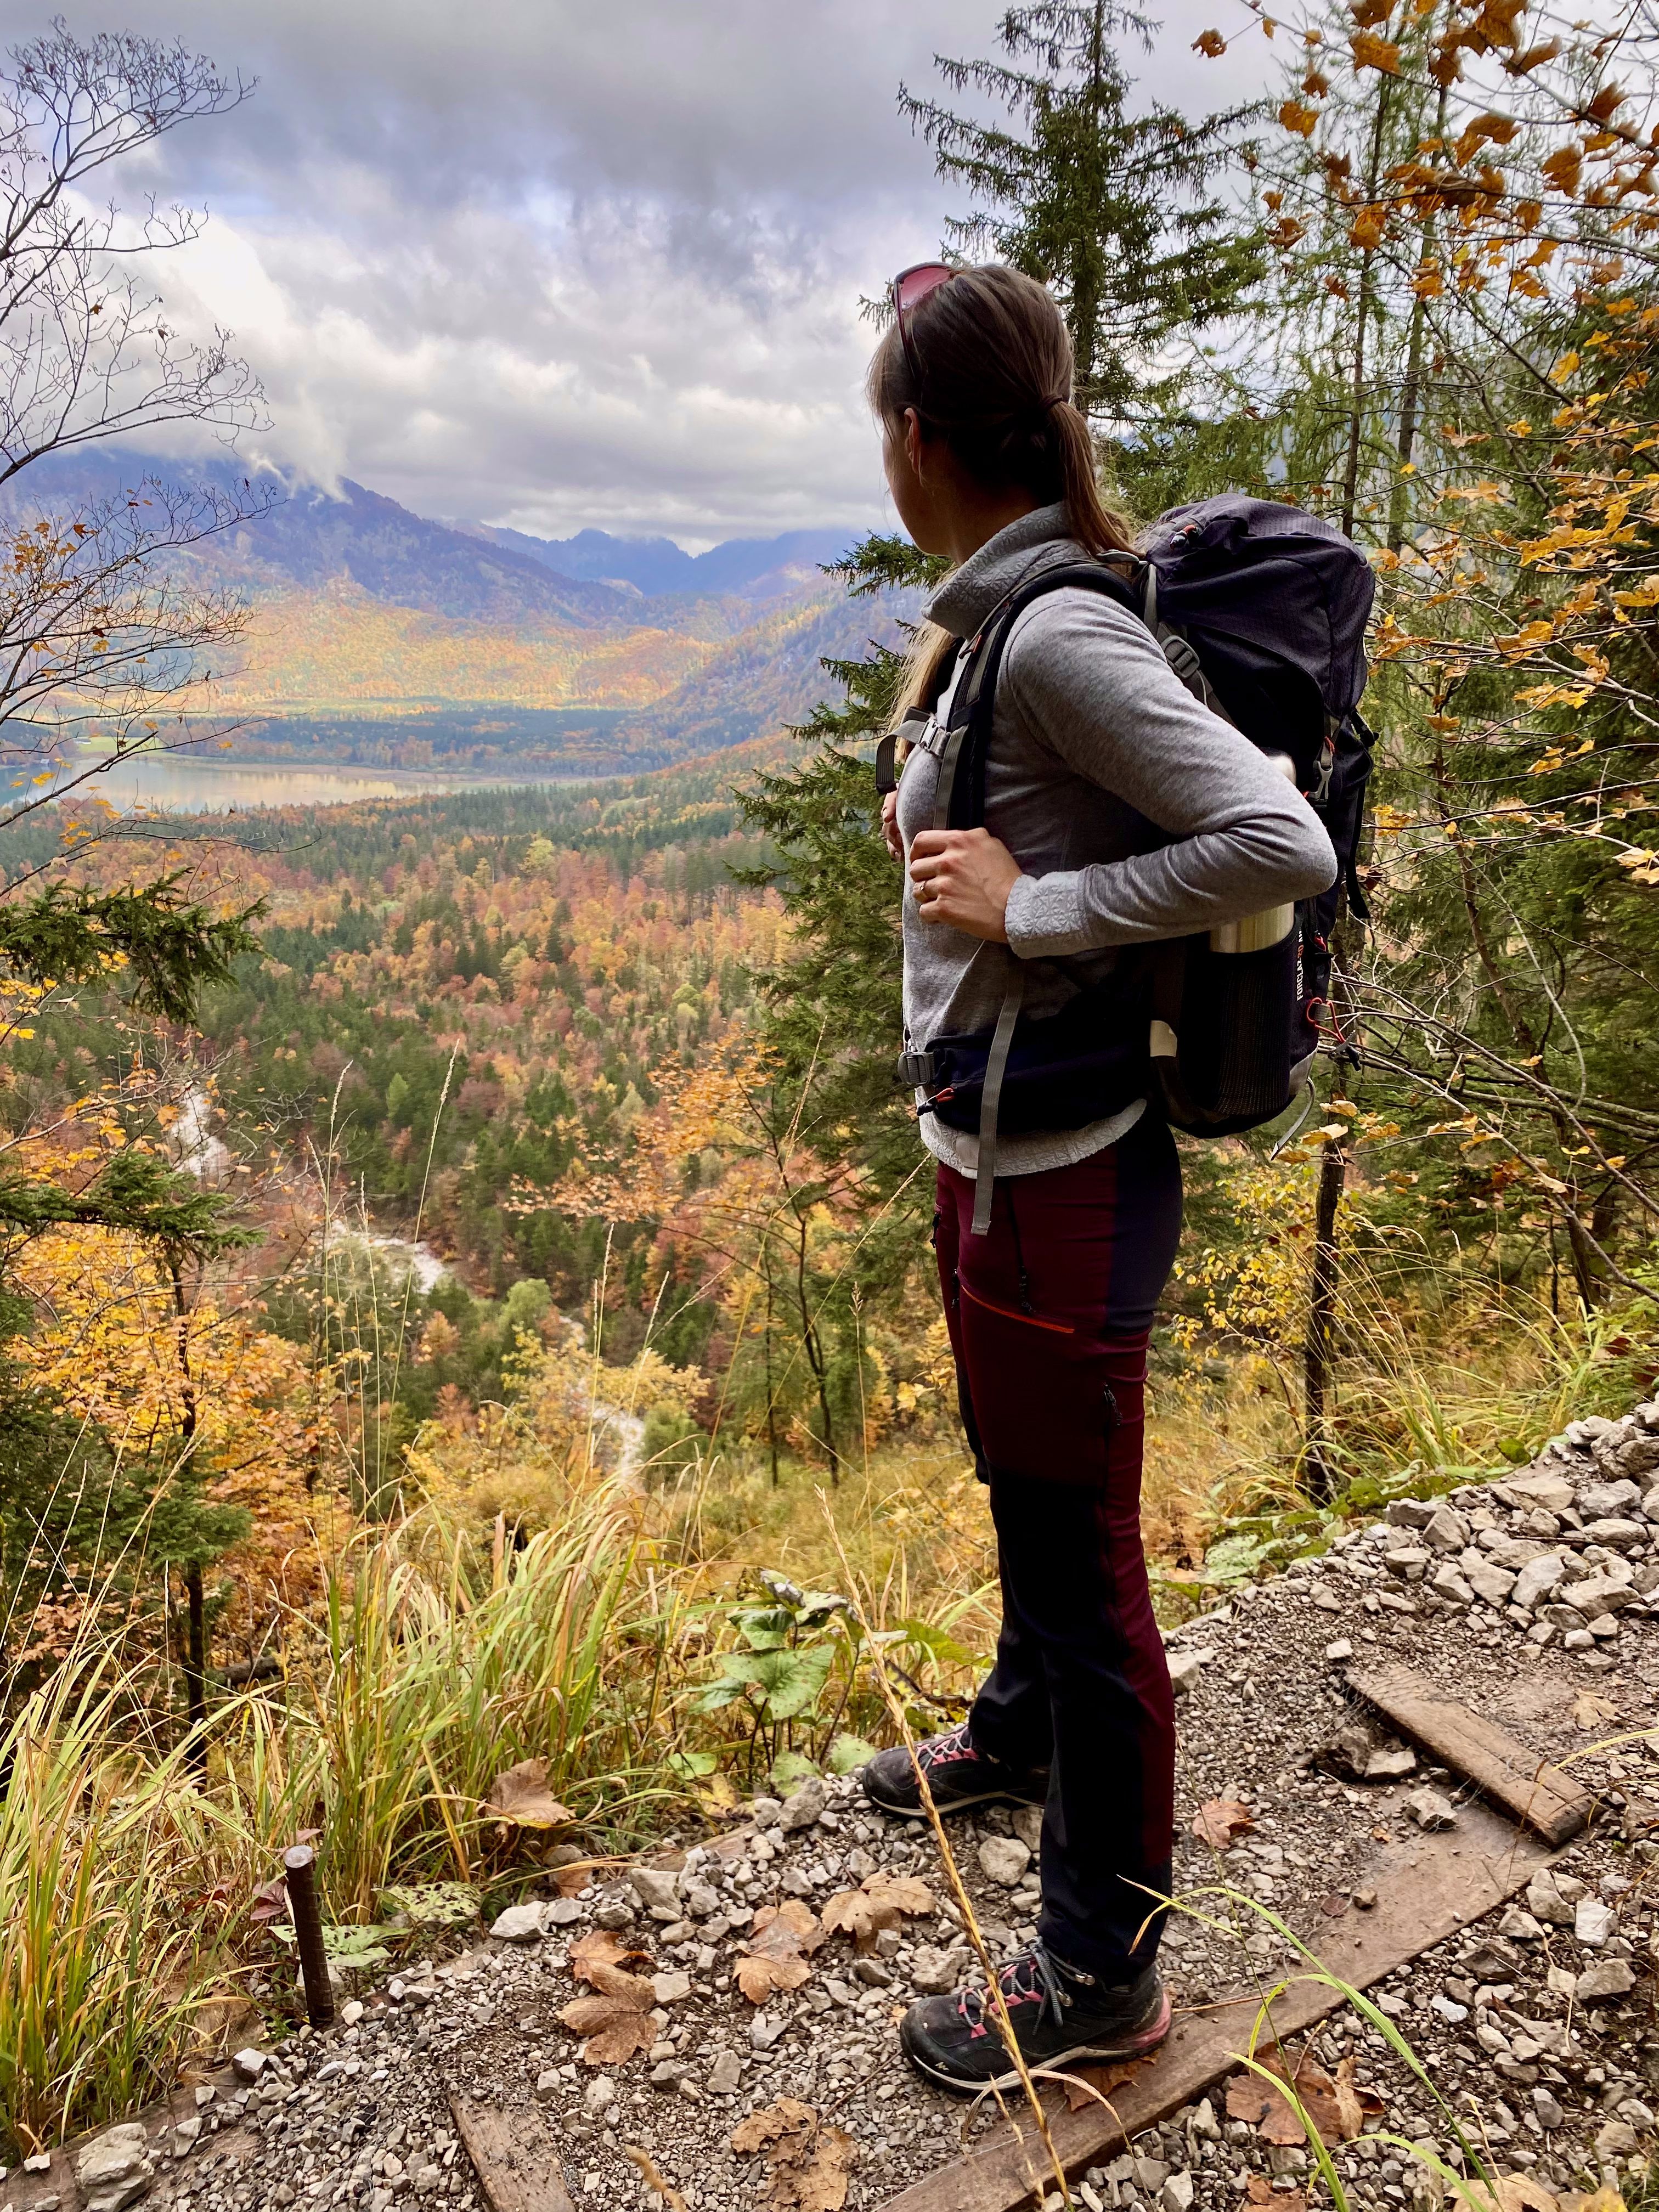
[903,407,927,481]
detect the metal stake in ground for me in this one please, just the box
[285,1844,335,2029]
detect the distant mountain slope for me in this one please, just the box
[2,453,637,628]
[8,446,901,771]
[217,580,913,774]
[211,578,713,717]
[205,479,643,628]
[610,586,901,763]
[469,523,851,602]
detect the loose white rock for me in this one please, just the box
[1511,1555,1565,1611]
[489,1901,548,1943]
[630,1866,680,1914]
[978,1835,1032,1888]
[1575,1896,1615,1946]
[911,1944,968,1994]
[1576,1957,1634,2001]
[1167,1649,1204,1698]
[780,1778,827,1831]
[76,2124,154,2212]
[1525,1870,1576,1926]
[1404,1787,1457,1830]
[707,2047,744,2095]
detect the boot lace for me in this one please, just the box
[957,1942,1070,2036]
[916,1722,977,1772]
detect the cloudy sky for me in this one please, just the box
[0,1,1277,545]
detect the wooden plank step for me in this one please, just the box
[1345,1661,1593,1846]
[879,1793,1552,2212]
[448,2094,577,2212]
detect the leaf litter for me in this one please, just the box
[1191,1797,1256,1849]
[486,1756,577,1831]
[558,1928,661,2063]
[1225,2046,1383,2147]
[819,1871,934,1951]
[731,2098,859,2212]
[734,1900,825,2004]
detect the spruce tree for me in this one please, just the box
[899,2,1265,428]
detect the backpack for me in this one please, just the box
[881,494,1376,1235]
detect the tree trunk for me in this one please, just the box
[184,1564,208,1769]
[1305,76,1395,1493]
[1303,1120,1347,1502]
[763,1266,781,1488]
[792,1210,838,1483]
[170,1259,209,1775]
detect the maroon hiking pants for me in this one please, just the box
[933,1109,1183,1979]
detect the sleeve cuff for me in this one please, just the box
[1005,871,1092,958]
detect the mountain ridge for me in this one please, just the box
[466,522,851,602]
[6,450,898,773]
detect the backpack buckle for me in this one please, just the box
[1161,633,1205,689]
[896,1048,937,1088]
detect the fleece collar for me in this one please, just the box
[924,503,1087,640]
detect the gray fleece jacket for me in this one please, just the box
[896,504,1339,1180]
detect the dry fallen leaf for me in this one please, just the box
[735,1908,819,2005]
[1572,1692,1618,1731]
[585,1958,659,2007]
[1192,1797,1255,1849]
[1227,2047,1378,2149]
[1062,2057,1143,2113]
[1464,2176,1562,2212]
[1247,2183,1305,2212]
[623,2144,689,2211]
[820,1872,935,1952]
[731,2098,858,2211]
[486,1757,577,1831]
[569,1928,654,1987]
[556,1993,655,2066]
[1226,2075,1278,2126]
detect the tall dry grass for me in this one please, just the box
[0,1658,222,2153]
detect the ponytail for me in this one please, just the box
[869,263,1135,733]
[1048,396,1133,563]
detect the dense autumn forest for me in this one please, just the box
[2,0,1659,2166]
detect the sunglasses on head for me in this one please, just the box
[890,261,955,388]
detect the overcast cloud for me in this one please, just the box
[0,0,1277,544]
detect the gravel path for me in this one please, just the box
[11,1401,1659,2212]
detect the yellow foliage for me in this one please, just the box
[407,1327,707,1532]
[10,1196,317,1604]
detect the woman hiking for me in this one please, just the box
[856,262,1337,2095]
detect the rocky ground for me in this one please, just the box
[8,1401,1659,2212]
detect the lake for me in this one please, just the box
[40,749,563,814]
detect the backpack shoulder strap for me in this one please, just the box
[933,560,1144,833]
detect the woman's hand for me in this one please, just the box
[881,788,903,862]
[908,827,1022,943]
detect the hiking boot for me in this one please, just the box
[861,1723,1047,1820]
[899,1944,1169,2095]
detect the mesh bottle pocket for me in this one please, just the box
[1176,928,1299,1122]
